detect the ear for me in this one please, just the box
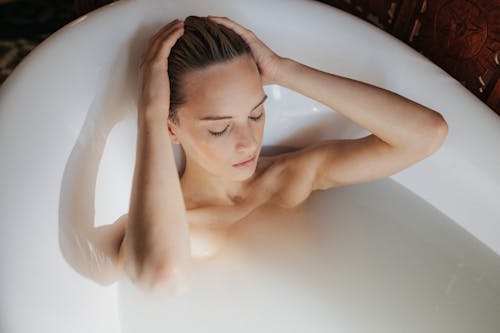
[167,119,181,144]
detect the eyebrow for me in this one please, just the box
[199,94,268,121]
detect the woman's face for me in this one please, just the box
[167,55,267,181]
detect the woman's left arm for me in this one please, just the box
[273,57,448,150]
[207,15,447,150]
[207,15,449,197]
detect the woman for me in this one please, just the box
[106,15,447,295]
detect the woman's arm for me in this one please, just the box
[205,16,448,200]
[121,117,192,292]
[206,16,446,149]
[266,57,449,194]
[120,19,192,294]
[273,57,447,150]
[267,57,449,193]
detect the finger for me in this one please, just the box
[149,19,183,45]
[140,20,183,67]
[151,25,185,67]
[142,22,184,68]
[207,16,254,40]
[146,20,183,57]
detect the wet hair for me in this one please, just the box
[167,15,253,126]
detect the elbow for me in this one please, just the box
[120,239,193,295]
[419,113,449,155]
[429,113,449,150]
[148,263,193,295]
[92,273,120,287]
[132,261,193,295]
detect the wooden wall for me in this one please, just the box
[316,0,499,115]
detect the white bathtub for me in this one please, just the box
[1,0,499,332]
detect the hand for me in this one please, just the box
[207,15,284,85]
[138,19,184,123]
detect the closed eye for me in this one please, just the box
[209,112,264,137]
[249,112,264,121]
[209,126,228,136]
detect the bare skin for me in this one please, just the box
[109,16,448,294]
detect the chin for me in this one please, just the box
[231,165,256,181]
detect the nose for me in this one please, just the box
[234,123,258,155]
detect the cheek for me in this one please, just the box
[256,120,265,141]
[198,137,232,163]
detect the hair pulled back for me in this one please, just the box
[167,15,252,125]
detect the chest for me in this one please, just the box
[186,155,310,260]
[188,199,311,261]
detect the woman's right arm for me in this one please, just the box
[119,18,193,294]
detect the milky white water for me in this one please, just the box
[117,175,500,333]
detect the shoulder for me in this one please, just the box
[255,147,320,209]
[262,133,445,201]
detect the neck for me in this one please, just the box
[180,156,252,207]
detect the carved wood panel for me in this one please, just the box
[409,0,499,113]
[316,0,500,115]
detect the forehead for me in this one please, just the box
[180,56,265,119]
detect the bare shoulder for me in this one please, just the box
[260,133,445,209]
[254,148,318,209]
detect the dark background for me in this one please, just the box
[1,0,498,114]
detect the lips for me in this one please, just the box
[233,154,256,167]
